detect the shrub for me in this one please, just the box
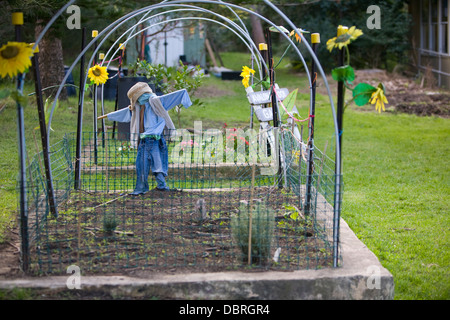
[231,201,275,265]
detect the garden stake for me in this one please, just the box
[334,26,346,268]
[299,124,304,209]
[250,53,254,129]
[31,45,58,217]
[13,12,29,272]
[92,30,99,165]
[112,44,125,139]
[266,29,279,129]
[266,28,282,188]
[75,27,86,189]
[305,33,320,216]
[248,163,256,265]
[77,194,81,263]
[336,26,346,155]
[105,130,109,193]
[99,53,106,149]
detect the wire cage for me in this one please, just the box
[15,0,343,275]
[23,127,339,275]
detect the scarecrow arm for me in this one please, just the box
[156,89,193,111]
[97,106,131,122]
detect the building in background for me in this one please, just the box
[125,19,206,69]
[409,0,450,88]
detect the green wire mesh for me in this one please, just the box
[22,129,340,275]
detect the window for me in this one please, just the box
[442,0,449,52]
[421,0,430,50]
[421,0,450,54]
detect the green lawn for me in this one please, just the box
[0,52,448,300]
[341,110,449,300]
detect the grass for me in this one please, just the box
[0,51,449,299]
[341,110,449,300]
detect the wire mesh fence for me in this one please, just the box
[22,129,341,275]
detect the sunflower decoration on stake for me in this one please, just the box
[0,41,33,78]
[0,41,34,106]
[240,65,255,88]
[87,64,109,87]
[327,25,388,113]
[240,64,273,91]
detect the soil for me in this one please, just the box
[0,228,21,279]
[1,187,332,279]
[343,69,449,117]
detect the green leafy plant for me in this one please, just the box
[128,59,168,92]
[127,59,205,126]
[167,62,205,127]
[231,201,275,265]
[277,205,313,235]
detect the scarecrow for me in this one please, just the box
[99,82,192,195]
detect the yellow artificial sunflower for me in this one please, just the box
[241,76,250,88]
[290,29,302,43]
[326,26,363,52]
[370,86,388,113]
[88,65,109,86]
[240,66,255,88]
[0,42,33,78]
[347,26,363,41]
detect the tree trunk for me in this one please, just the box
[249,5,266,47]
[35,23,67,100]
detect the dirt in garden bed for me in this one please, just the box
[25,187,333,276]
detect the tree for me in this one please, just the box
[279,0,411,71]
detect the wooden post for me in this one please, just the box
[99,52,106,149]
[248,164,256,265]
[31,44,58,218]
[334,25,347,268]
[305,33,320,215]
[336,26,347,158]
[205,38,217,68]
[265,28,282,188]
[112,43,125,139]
[92,30,98,164]
[13,11,29,273]
[75,27,86,189]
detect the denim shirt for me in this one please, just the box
[107,89,192,137]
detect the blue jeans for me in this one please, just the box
[131,137,169,195]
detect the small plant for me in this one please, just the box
[103,212,118,236]
[277,205,314,237]
[231,201,275,265]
